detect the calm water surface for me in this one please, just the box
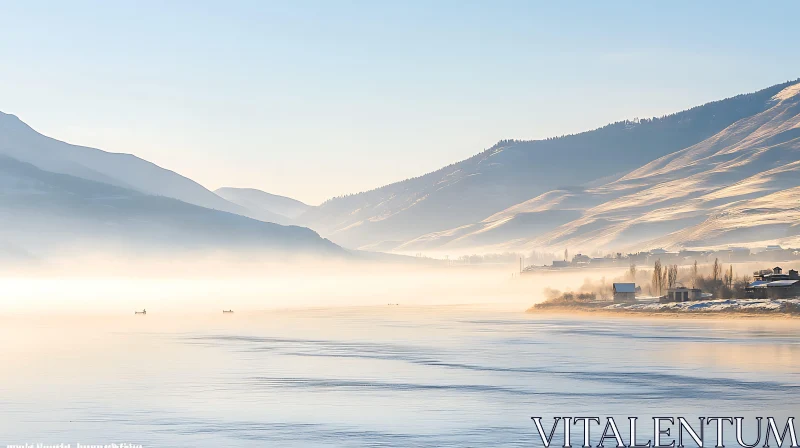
[1,306,798,447]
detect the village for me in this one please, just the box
[611,266,800,304]
[522,245,800,272]
[529,259,800,314]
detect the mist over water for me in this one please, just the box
[0,256,597,314]
[1,299,797,447]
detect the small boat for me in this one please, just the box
[222,310,234,313]
[134,309,146,315]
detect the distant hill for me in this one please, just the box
[0,112,245,215]
[298,80,800,250]
[400,81,800,254]
[215,187,310,225]
[0,156,344,258]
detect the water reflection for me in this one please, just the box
[0,307,797,447]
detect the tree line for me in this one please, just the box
[631,258,750,298]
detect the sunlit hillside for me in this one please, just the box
[396,81,800,255]
[297,80,799,251]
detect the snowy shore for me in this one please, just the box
[604,298,800,313]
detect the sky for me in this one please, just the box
[1,0,799,205]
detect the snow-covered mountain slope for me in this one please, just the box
[399,80,800,254]
[0,112,246,216]
[299,80,798,250]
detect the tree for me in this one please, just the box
[667,265,678,289]
[723,267,730,290]
[734,274,752,298]
[652,259,663,296]
[564,248,569,262]
[712,258,722,283]
[629,263,637,281]
[691,260,699,288]
[728,265,734,289]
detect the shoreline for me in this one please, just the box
[526,306,800,320]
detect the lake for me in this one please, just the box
[1,306,798,447]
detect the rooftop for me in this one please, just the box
[767,280,800,287]
[613,283,636,293]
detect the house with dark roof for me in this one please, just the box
[746,267,800,298]
[612,283,636,303]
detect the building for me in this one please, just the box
[590,257,613,266]
[764,280,800,298]
[612,283,636,303]
[752,266,799,282]
[663,287,703,303]
[747,280,800,299]
[648,248,681,264]
[572,253,591,264]
[679,250,706,263]
[758,245,793,261]
[627,252,649,265]
[729,247,751,261]
[746,267,800,298]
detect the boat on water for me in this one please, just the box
[222,310,234,313]
[134,309,146,315]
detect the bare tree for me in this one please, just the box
[667,265,678,289]
[712,258,721,283]
[652,259,663,296]
[728,265,734,289]
[629,263,637,281]
[691,260,698,288]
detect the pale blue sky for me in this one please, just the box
[1,0,798,204]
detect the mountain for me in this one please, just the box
[400,81,800,254]
[0,155,344,257]
[215,187,310,225]
[0,111,246,216]
[298,80,800,251]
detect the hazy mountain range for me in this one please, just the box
[0,113,341,260]
[215,187,310,225]
[1,79,798,260]
[296,79,800,255]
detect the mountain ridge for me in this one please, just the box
[0,111,247,216]
[4,78,798,257]
[399,80,800,254]
[215,187,310,225]
[0,154,345,258]
[297,79,800,250]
